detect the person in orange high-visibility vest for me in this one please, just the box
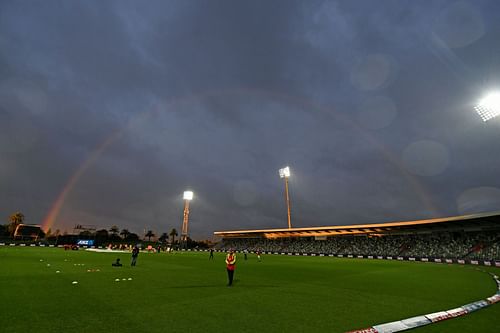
[225,250,236,286]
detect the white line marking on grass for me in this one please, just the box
[346,272,499,333]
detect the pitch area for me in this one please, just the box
[0,247,498,332]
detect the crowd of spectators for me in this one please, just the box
[221,231,500,260]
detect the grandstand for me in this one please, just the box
[214,211,500,262]
[13,224,43,241]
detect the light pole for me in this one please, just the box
[180,190,193,248]
[279,166,292,229]
[474,92,500,122]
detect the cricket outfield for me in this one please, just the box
[0,247,499,333]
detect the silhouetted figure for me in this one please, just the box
[131,246,139,266]
[112,258,122,267]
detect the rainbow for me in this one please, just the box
[41,89,439,232]
[41,131,124,232]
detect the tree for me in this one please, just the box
[159,233,169,243]
[169,228,178,245]
[38,229,46,239]
[109,225,119,236]
[125,233,139,242]
[120,229,130,240]
[96,229,109,238]
[8,212,25,236]
[95,229,109,245]
[145,230,155,241]
[79,230,93,238]
[0,224,7,237]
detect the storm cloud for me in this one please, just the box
[1,0,500,239]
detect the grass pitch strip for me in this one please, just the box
[0,247,499,332]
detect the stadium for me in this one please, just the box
[1,211,499,333]
[2,1,500,333]
[214,211,500,332]
[215,211,500,264]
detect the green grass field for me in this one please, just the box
[0,247,499,333]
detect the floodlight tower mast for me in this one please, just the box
[279,166,292,229]
[180,191,193,248]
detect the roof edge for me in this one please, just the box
[214,210,500,236]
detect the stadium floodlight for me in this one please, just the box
[279,166,290,178]
[475,92,500,122]
[181,190,194,248]
[183,191,193,200]
[278,166,292,229]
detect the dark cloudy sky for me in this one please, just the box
[2,0,500,239]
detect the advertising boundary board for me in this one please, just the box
[346,271,499,333]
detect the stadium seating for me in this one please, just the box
[221,231,500,260]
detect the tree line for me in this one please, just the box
[1,212,210,249]
[77,225,181,245]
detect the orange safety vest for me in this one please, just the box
[226,253,236,270]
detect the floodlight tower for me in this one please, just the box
[180,191,193,248]
[279,166,292,229]
[475,92,500,122]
